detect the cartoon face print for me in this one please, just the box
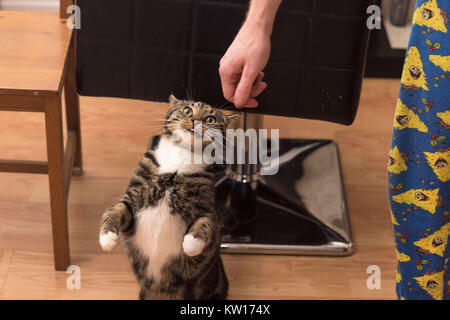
[409,65,422,79]
[434,158,448,169]
[421,8,434,20]
[415,191,430,201]
[396,115,411,126]
[426,280,439,290]
[388,156,396,166]
[432,237,445,247]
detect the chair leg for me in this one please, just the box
[64,38,83,176]
[45,95,70,271]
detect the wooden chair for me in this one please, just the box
[0,2,81,270]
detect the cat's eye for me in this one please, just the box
[205,116,216,124]
[183,107,193,117]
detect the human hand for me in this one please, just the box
[219,22,271,108]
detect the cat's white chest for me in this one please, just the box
[132,193,186,281]
[155,135,206,174]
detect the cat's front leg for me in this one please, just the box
[183,216,214,257]
[99,202,130,251]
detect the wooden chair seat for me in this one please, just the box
[0,11,71,95]
[0,10,82,271]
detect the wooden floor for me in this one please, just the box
[0,78,400,299]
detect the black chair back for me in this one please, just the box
[76,0,374,125]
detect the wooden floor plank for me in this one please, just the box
[0,250,14,294]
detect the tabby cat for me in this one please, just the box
[99,95,239,300]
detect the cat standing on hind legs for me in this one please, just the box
[99,95,239,300]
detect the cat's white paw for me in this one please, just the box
[99,231,119,251]
[183,234,205,257]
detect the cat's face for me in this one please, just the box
[163,95,239,146]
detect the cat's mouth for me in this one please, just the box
[185,127,202,139]
[187,127,202,137]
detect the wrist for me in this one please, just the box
[243,16,273,36]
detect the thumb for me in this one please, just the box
[234,66,259,107]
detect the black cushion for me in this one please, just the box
[76,0,373,125]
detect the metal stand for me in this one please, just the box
[215,113,353,256]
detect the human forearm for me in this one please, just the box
[244,0,282,35]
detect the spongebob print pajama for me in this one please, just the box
[388,0,450,300]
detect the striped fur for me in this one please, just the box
[99,96,238,300]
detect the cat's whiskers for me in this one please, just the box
[145,128,164,136]
[203,131,233,151]
[149,110,171,117]
[215,101,232,110]
[142,122,165,126]
[147,117,169,122]
[218,133,235,148]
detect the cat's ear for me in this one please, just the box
[169,94,182,107]
[224,113,241,125]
